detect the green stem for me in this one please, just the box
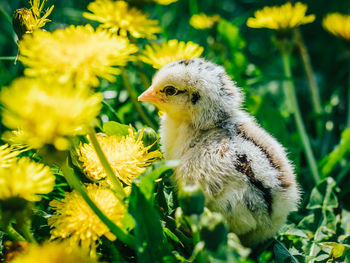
[0,6,11,24]
[20,223,36,243]
[121,70,157,129]
[346,72,350,128]
[61,163,135,249]
[87,128,126,202]
[188,0,199,15]
[136,61,151,90]
[294,29,322,115]
[281,49,321,184]
[102,100,122,123]
[7,225,25,241]
[0,56,16,61]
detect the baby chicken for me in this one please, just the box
[138,58,299,246]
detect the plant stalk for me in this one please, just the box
[347,72,350,128]
[0,56,17,61]
[294,29,322,115]
[61,163,135,249]
[281,49,321,184]
[136,61,151,90]
[87,128,126,202]
[121,70,156,129]
[7,225,25,241]
[0,6,11,24]
[20,222,36,243]
[188,0,199,15]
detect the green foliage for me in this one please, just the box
[103,121,131,137]
[320,128,350,178]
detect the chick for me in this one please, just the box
[138,58,300,246]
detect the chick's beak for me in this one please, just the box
[138,87,161,103]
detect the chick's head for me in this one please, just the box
[139,58,243,129]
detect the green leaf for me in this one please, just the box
[134,160,178,201]
[321,242,350,258]
[102,121,131,137]
[128,184,175,263]
[273,241,299,263]
[163,227,184,248]
[307,177,338,210]
[320,128,350,177]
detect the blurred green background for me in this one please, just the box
[0,0,349,207]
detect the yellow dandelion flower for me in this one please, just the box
[247,2,315,31]
[0,157,55,202]
[190,13,220,30]
[0,144,21,169]
[84,0,161,39]
[153,0,178,5]
[139,39,204,69]
[0,77,102,150]
[323,13,350,41]
[48,184,125,253]
[79,128,162,185]
[12,0,54,39]
[10,241,97,263]
[19,25,138,87]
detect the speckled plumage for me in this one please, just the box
[139,58,300,246]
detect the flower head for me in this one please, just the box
[79,128,162,185]
[190,13,220,30]
[139,39,204,69]
[247,2,315,31]
[0,77,102,150]
[84,0,161,39]
[0,157,55,202]
[19,24,138,87]
[10,241,97,263]
[0,144,21,169]
[12,0,54,39]
[48,184,125,253]
[323,13,350,41]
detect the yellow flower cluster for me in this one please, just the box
[0,78,102,150]
[0,153,55,202]
[48,184,125,253]
[190,13,220,30]
[140,39,204,69]
[12,0,54,39]
[10,241,97,263]
[247,2,315,31]
[323,13,350,41]
[19,24,138,87]
[79,129,162,185]
[84,0,161,39]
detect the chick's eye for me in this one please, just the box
[164,86,177,96]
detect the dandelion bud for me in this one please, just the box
[12,8,36,40]
[136,127,159,151]
[178,183,205,215]
[200,212,228,251]
[12,0,54,40]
